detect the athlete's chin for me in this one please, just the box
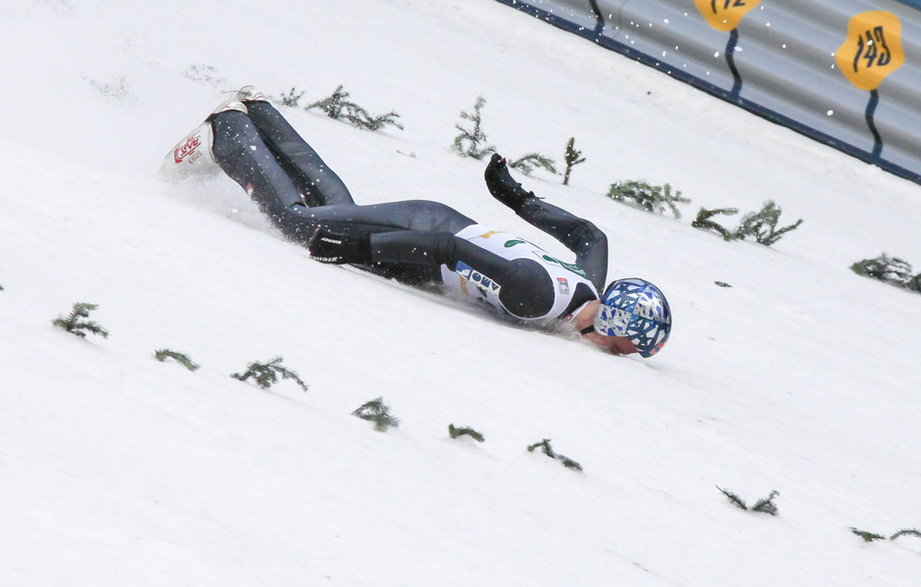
[584,332,638,355]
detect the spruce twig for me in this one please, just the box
[353,397,400,431]
[306,85,404,131]
[452,96,495,160]
[607,180,690,218]
[52,302,109,339]
[562,137,585,186]
[717,486,748,510]
[509,153,558,177]
[279,87,305,107]
[850,253,914,286]
[231,356,308,392]
[448,424,485,442]
[154,349,200,372]
[735,200,803,245]
[890,528,921,541]
[751,490,780,516]
[527,438,583,472]
[851,527,888,542]
[693,207,739,240]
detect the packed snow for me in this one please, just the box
[2,0,920,585]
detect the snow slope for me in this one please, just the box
[2,0,920,585]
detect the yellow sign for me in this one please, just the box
[694,0,762,32]
[837,11,905,91]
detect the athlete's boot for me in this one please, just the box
[159,96,248,182]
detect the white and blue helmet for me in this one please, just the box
[595,278,672,357]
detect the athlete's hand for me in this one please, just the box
[484,153,538,211]
[308,228,372,265]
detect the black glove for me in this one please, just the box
[308,228,372,265]
[484,153,538,212]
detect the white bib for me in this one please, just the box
[440,224,598,322]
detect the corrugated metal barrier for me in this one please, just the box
[495,0,921,186]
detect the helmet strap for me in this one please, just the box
[579,325,596,335]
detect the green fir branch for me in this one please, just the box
[717,486,748,510]
[306,85,404,131]
[448,424,485,442]
[52,302,109,339]
[693,207,739,240]
[353,397,400,431]
[154,349,200,371]
[851,527,888,542]
[751,490,780,516]
[509,153,558,177]
[452,96,495,160]
[231,356,308,392]
[850,253,914,286]
[607,180,690,219]
[890,528,921,541]
[734,200,803,246]
[527,438,582,472]
[562,137,585,186]
[278,87,305,107]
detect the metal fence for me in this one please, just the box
[495,0,921,186]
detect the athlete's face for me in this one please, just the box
[583,330,639,355]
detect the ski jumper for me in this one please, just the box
[206,101,607,323]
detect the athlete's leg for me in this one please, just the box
[240,98,355,207]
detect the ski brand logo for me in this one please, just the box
[174,135,202,164]
[504,239,526,248]
[455,261,500,299]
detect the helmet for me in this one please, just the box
[595,278,672,357]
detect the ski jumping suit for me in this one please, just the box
[201,101,608,324]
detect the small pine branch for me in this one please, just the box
[851,527,888,542]
[908,273,921,293]
[448,424,485,442]
[890,528,921,541]
[527,438,582,472]
[353,397,400,431]
[562,137,585,185]
[231,356,308,392]
[306,85,403,131]
[751,490,780,516]
[734,200,803,246]
[154,349,200,372]
[607,180,690,219]
[693,207,739,240]
[452,96,495,160]
[850,253,915,287]
[717,486,748,510]
[278,87,305,107]
[509,153,558,177]
[52,302,109,339]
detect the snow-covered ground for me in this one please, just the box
[2,0,920,585]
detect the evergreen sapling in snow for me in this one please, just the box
[562,137,585,186]
[52,302,109,339]
[527,438,583,472]
[692,207,739,240]
[306,85,404,131]
[353,397,400,431]
[154,349,200,372]
[717,486,780,516]
[509,153,558,177]
[452,96,495,160]
[278,87,305,107]
[231,356,308,392]
[735,201,803,246]
[448,424,485,442]
[607,180,690,219]
[850,253,921,293]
